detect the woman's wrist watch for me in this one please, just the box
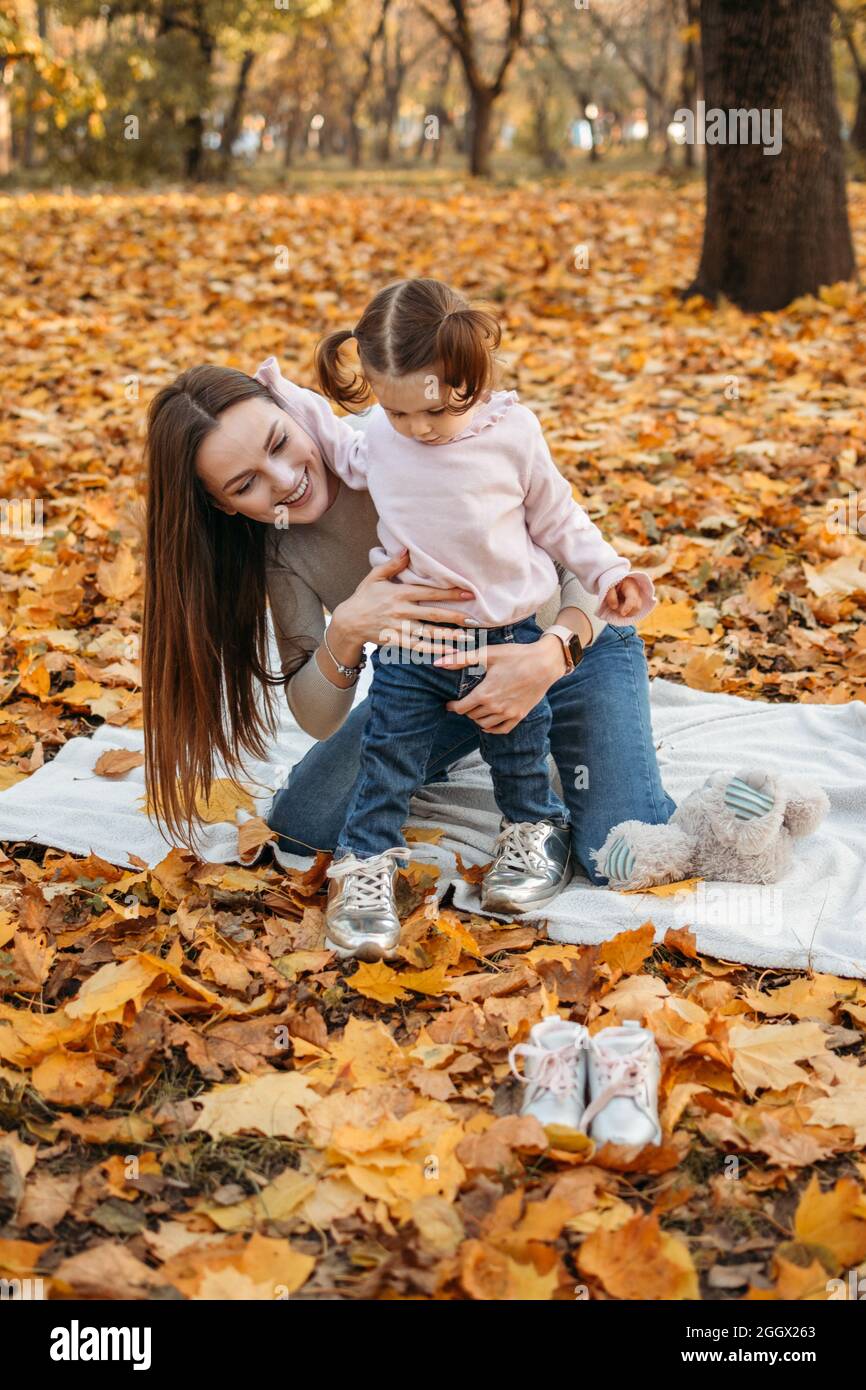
[542,623,584,675]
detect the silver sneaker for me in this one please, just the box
[324,847,410,962]
[481,819,572,914]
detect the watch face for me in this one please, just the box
[568,634,584,666]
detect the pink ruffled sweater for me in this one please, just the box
[255,357,656,629]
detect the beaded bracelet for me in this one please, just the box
[323,629,367,681]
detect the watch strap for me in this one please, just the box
[543,623,577,673]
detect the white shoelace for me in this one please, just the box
[581,1035,659,1134]
[492,821,555,876]
[326,848,410,911]
[509,1036,585,1101]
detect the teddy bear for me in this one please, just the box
[591,769,830,890]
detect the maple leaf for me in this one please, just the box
[459,1238,561,1300]
[198,1168,317,1232]
[65,955,165,1020]
[600,923,656,974]
[404,824,445,844]
[236,815,277,859]
[682,649,725,691]
[347,960,411,1005]
[189,1071,318,1140]
[638,600,696,639]
[728,1020,829,1095]
[793,1176,866,1272]
[95,545,140,601]
[577,1212,698,1299]
[31,1051,116,1108]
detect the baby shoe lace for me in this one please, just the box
[326,848,410,911]
[582,1035,659,1134]
[509,1037,582,1101]
[493,822,553,876]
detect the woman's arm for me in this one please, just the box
[272,552,480,740]
[267,565,356,739]
[550,562,605,650]
[285,651,357,741]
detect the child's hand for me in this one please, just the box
[603,576,644,619]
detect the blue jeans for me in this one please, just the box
[268,623,676,884]
[333,617,568,860]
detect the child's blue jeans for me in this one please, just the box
[333,615,569,860]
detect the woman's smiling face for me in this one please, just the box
[197,395,336,526]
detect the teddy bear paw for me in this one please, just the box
[723,773,776,822]
[592,820,693,891]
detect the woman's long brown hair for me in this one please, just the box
[315,277,501,414]
[142,365,287,854]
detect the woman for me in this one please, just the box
[142,360,675,949]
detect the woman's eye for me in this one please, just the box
[236,477,255,495]
[273,432,288,452]
[428,409,446,417]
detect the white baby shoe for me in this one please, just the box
[508,1015,589,1130]
[582,1020,662,1147]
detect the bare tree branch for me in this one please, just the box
[586,5,664,104]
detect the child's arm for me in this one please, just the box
[522,414,655,625]
[254,356,370,489]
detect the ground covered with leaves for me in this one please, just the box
[1,177,865,1301]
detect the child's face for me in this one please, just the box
[366,369,475,445]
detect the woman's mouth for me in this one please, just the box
[277,470,311,509]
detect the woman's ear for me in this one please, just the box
[207,494,237,517]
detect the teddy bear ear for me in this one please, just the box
[781,784,830,838]
[707,773,783,855]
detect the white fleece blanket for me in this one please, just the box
[1,628,864,978]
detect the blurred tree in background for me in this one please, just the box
[1,0,864,307]
[3,0,866,184]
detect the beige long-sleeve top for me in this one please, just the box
[265,477,607,741]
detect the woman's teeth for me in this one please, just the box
[280,471,310,507]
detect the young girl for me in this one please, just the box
[255,278,656,961]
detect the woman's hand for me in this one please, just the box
[328,550,476,657]
[437,635,570,735]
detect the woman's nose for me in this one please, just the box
[271,463,304,500]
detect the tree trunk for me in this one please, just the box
[282,106,303,167]
[0,71,11,178]
[21,0,48,169]
[685,0,855,311]
[468,88,493,177]
[681,0,699,169]
[852,71,866,155]
[220,49,255,176]
[174,19,215,181]
[378,88,398,163]
[184,114,205,179]
[531,90,561,170]
[347,108,362,167]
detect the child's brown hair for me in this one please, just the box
[315,277,501,415]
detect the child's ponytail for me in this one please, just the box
[434,306,501,413]
[314,328,371,410]
[314,278,502,415]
